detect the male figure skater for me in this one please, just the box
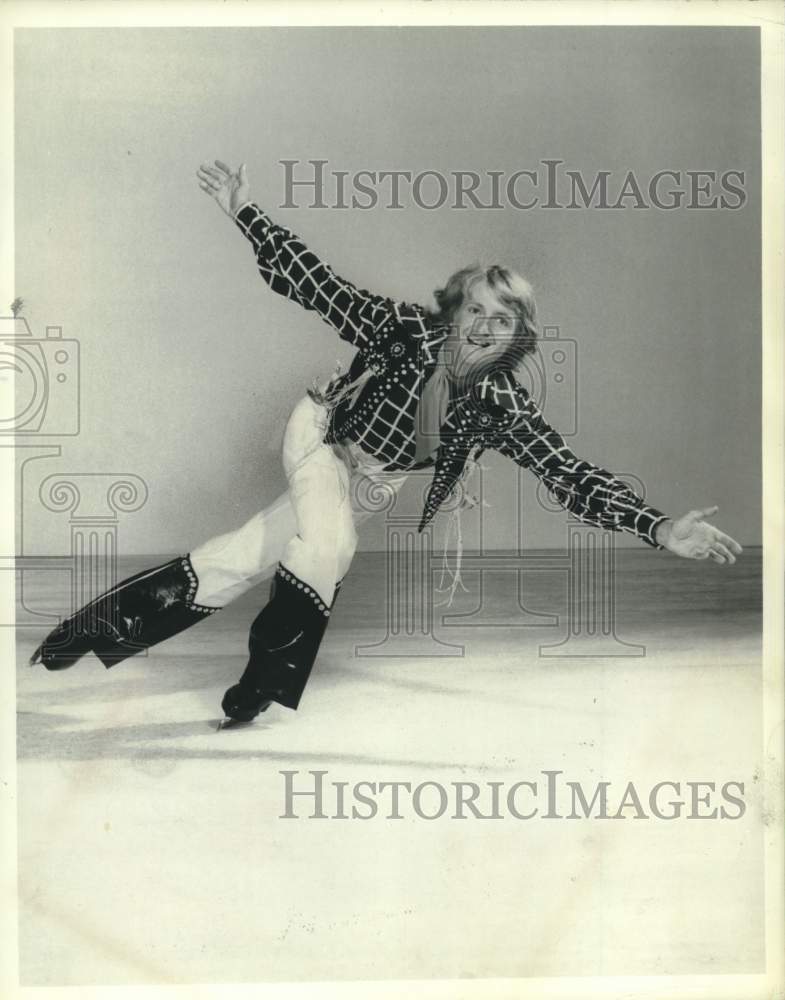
[31,160,743,726]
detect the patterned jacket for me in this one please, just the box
[234,202,668,547]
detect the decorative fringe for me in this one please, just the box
[307,359,345,407]
[308,359,374,415]
[435,451,490,608]
[435,504,469,608]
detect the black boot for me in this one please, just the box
[220,565,342,723]
[30,555,219,671]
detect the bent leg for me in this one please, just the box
[279,396,359,604]
[280,450,358,607]
[221,398,359,718]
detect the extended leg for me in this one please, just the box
[29,554,220,670]
[30,480,301,670]
[188,490,298,607]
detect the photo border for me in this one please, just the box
[0,3,781,999]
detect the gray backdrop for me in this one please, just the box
[15,27,760,555]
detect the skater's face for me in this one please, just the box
[446,281,519,379]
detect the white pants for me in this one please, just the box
[189,395,408,608]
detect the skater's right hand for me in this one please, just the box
[197,160,251,218]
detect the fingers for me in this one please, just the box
[214,159,234,176]
[714,530,743,555]
[694,534,739,565]
[198,164,224,185]
[686,505,719,523]
[196,167,218,187]
[197,165,226,194]
[709,541,736,565]
[702,521,743,557]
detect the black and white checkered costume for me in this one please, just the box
[234,202,669,548]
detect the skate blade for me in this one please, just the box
[29,646,42,667]
[215,717,255,732]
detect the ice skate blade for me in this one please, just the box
[215,717,257,732]
[29,646,42,667]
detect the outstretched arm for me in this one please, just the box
[480,371,742,564]
[196,160,396,348]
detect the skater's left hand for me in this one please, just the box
[197,160,250,218]
[655,506,743,564]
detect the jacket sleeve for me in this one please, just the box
[476,370,670,549]
[233,201,396,348]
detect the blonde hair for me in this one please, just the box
[430,264,539,371]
